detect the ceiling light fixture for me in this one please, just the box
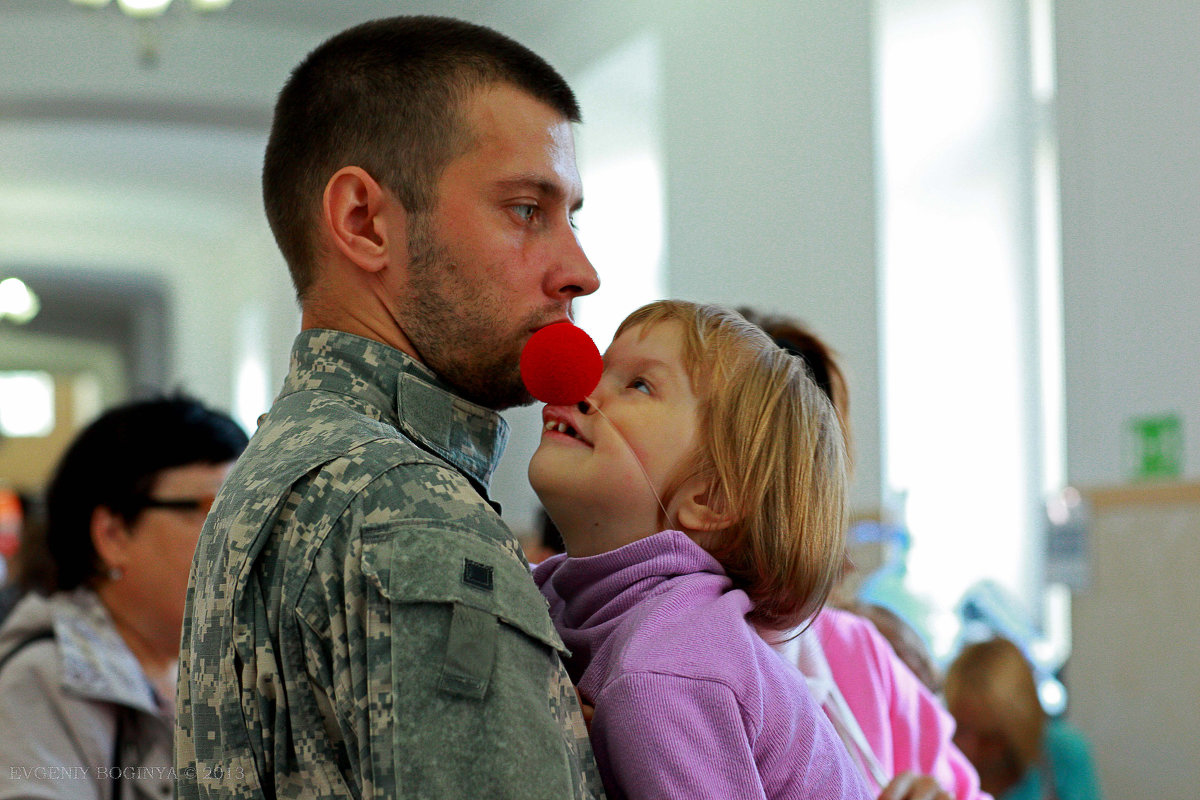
[68,0,235,20]
[0,278,41,326]
[68,0,234,66]
[116,0,174,19]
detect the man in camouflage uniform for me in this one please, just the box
[176,16,604,799]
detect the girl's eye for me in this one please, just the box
[629,378,651,395]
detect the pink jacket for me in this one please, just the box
[782,607,991,800]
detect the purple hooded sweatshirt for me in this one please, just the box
[534,530,872,800]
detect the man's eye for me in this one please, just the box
[629,378,651,395]
[513,204,538,222]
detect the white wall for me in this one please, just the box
[657,2,880,513]
[0,120,298,418]
[1056,0,1200,487]
[0,7,324,421]
[486,1,880,532]
[1053,5,1200,797]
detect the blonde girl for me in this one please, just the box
[529,300,869,800]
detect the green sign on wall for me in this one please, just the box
[1126,413,1183,480]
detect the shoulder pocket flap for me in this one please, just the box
[362,526,565,654]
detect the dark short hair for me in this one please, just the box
[263,15,581,300]
[43,395,248,591]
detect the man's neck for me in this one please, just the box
[300,264,421,360]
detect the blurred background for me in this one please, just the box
[0,2,1197,797]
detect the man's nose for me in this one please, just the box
[549,227,600,300]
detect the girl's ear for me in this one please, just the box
[90,506,132,575]
[674,474,737,535]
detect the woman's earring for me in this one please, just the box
[108,567,124,582]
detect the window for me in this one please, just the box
[0,370,56,438]
[876,0,1064,660]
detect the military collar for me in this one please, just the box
[286,329,509,490]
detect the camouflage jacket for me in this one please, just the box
[176,329,603,800]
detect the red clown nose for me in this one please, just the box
[520,322,603,405]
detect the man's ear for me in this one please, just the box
[674,474,737,535]
[322,166,401,274]
[90,506,131,574]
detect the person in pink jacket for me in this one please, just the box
[781,607,991,800]
[742,309,991,800]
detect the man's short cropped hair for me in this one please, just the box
[263,15,581,299]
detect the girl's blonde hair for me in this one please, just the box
[943,637,1046,774]
[614,300,848,632]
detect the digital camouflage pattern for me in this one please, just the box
[176,329,604,799]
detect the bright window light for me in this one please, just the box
[235,357,267,435]
[0,371,56,438]
[877,0,1062,661]
[234,307,269,435]
[575,154,664,349]
[571,34,665,351]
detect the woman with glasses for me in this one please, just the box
[0,395,246,800]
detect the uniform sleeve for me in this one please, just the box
[0,642,109,800]
[590,671,766,800]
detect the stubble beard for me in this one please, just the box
[401,214,538,411]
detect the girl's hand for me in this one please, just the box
[878,772,952,800]
[574,686,594,733]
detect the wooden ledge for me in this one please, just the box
[1081,481,1200,510]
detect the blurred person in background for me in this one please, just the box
[944,637,1101,800]
[0,489,38,626]
[857,601,943,693]
[523,508,568,565]
[741,307,989,800]
[0,395,246,800]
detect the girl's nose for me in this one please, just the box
[577,399,595,415]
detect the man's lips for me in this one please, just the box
[529,313,574,335]
[540,405,592,446]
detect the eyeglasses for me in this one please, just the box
[131,495,217,516]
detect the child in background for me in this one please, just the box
[945,638,1101,800]
[529,300,870,800]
